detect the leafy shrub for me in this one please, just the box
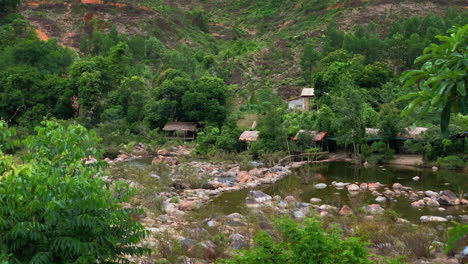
[435,155,466,169]
[0,121,150,263]
[217,217,373,264]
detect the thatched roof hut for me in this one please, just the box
[163,122,197,132]
[400,127,428,139]
[162,122,198,140]
[239,131,259,142]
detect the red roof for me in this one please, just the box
[293,130,327,141]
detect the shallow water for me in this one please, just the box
[196,162,468,222]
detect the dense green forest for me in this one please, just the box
[0,0,467,262]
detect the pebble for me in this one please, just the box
[314,183,327,189]
[375,196,387,203]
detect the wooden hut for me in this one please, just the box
[300,88,315,110]
[239,131,259,142]
[162,122,198,140]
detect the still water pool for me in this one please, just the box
[196,162,467,222]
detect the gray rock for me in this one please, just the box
[310,198,322,203]
[375,196,387,203]
[227,213,244,220]
[248,191,272,203]
[229,234,249,250]
[347,184,360,192]
[420,216,447,223]
[438,190,460,206]
[314,183,327,189]
[278,200,288,208]
[293,210,306,219]
[366,204,385,215]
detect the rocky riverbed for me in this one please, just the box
[101,145,467,263]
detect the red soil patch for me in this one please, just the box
[83,13,94,23]
[26,1,39,7]
[110,3,127,7]
[36,27,49,41]
[138,5,153,11]
[81,0,103,4]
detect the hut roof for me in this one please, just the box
[301,88,315,97]
[162,122,197,132]
[400,127,428,138]
[239,131,260,142]
[365,128,380,135]
[293,130,327,141]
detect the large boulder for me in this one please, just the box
[347,184,360,192]
[420,216,448,223]
[366,204,385,215]
[229,234,249,250]
[248,191,272,203]
[438,190,460,206]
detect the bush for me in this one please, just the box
[0,121,150,263]
[435,155,466,169]
[217,217,373,264]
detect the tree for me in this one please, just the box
[0,121,150,263]
[377,104,404,143]
[300,39,319,83]
[182,76,228,126]
[0,0,19,18]
[331,82,366,157]
[400,25,467,138]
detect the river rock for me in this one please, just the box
[420,216,447,222]
[293,210,306,219]
[368,182,381,191]
[278,200,288,208]
[438,190,460,206]
[437,207,446,212]
[310,198,322,204]
[426,199,440,207]
[396,218,410,224]
[229,234,249,250]
[462,199,468,205]
[319,204,338,212]
[228,167,239,177]
[383,190,395,198]
[413,176,420,181]
[366,204,385,215]
[432,166,439,171]
[360,183,368,191]
[248,191,272,203]
[392,183,403,190]
[206,220,219,227]
[424,190,438,198]
[319,210,329,217]
[227,213,244,220]
[411,200,425,207]
[238,171,252,183]
[339,205,352,216]
[284,196,296,203]
[347,184,360,192]
[314,183,327,189]
[249,168,268,178]
[375,196,387,203]
[333,182,346,189]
